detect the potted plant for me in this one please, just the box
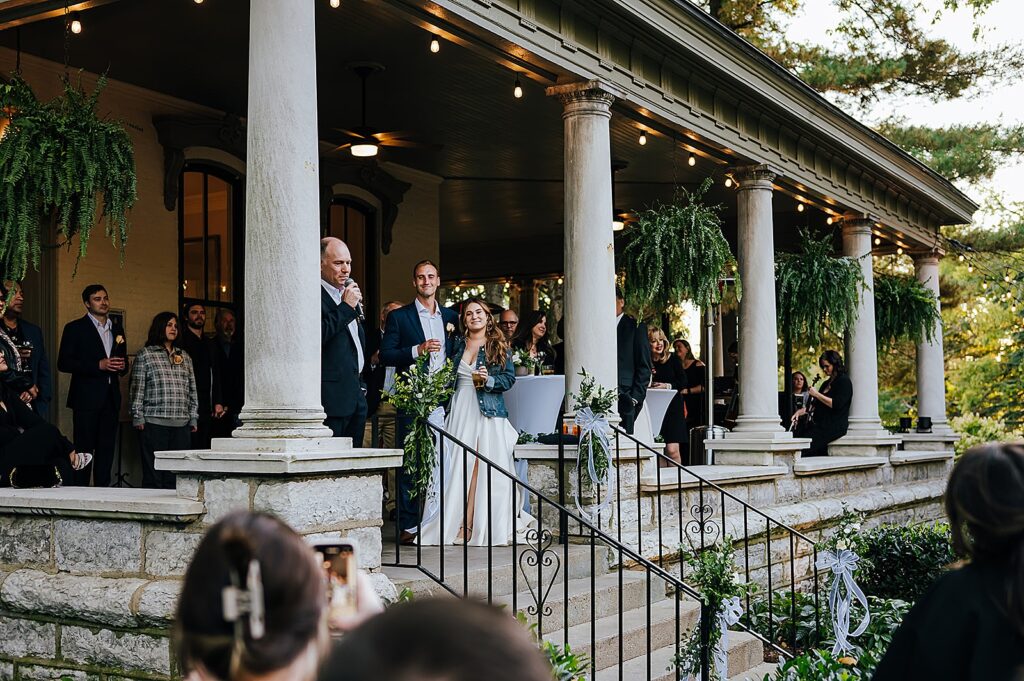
[873,272,941,347]
[0,73,137,283]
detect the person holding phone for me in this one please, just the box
[57,284,128,486]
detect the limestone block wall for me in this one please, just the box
[0,470,390,681]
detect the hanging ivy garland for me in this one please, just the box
[775,230,864,344]
[619,177,734,316]
[874,272,941,347]
[0,73,137,282]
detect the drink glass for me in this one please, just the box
[472,361,486,389]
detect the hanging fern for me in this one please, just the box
[775,229,864,345]
[619,177,733,316]
[874,272,941,347]
[0,73,136,283]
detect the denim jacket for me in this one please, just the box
[450,336,516,418]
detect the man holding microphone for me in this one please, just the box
[320,237,368,446]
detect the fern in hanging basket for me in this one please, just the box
[874,272,941,347]
[0,73,137,282]
[775,230,864,345]
[619,177,733,316]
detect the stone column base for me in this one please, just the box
[898,431,959,454]
[713,433,811,466]
[828,431,902,458]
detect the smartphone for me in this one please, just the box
[313,540,359,619]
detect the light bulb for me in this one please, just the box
[826,217,833,225]
[612,219,625,231]
[724,177,733,188]
[513,76,523,99]
[69,14,82,34]
[797,203,805,213]
[557,277,564,285]
[430,37,440,53]
[638,133,647,146]
[1005,275,1012,282]
[897,247,904,255]
[194,0,204,4]
[968,266,974,273]
[688,153,696,167]
[982,282,988,289]
[330,0,340,7]
[958,254,965,262]
[874,237,881,245]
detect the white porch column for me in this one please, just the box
[730,165,784,437]
[913,251,952,434]
[546,81,620,399]
[234,0,331,438]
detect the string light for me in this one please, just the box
[429,37,440,53]
[688,153,696,167]
[194,0,204,4]
[874,237,881,245]
[826,217,833,225]
[958,254,965,262]
[638,132,647,145]
[896,247,904,255]
[724,177,733,188]
[69,13,82,34]
[513,76,523,99]
[330,0,340,7]
[968,265,974,273]
[796,203,805,213]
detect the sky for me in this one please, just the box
[785,0,1024,227]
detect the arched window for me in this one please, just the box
[327,196,377,319]
[178,163,244,329]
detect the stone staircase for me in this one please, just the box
[383,544,773,681]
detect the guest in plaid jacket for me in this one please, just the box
[129,312,198,489]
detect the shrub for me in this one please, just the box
[742,590,826,654]
[950,413,1023,457]
[858,523,955,603]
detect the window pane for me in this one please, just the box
[182,171,204,298]
[346,206,366,287]
[206,175,233,302]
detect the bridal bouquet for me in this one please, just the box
[384,353,456,496]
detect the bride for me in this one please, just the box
[419,299,531,546]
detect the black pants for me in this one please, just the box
[191,414,212,449]
[1,423,75,486]
[395,414,420,533]
[325,396,367,449]
[139,423,190,489]
[617,394,639,434]
[71,392,119,487]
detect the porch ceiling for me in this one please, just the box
[0,0,825,279]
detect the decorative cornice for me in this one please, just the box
[730,164,779,186]
[546,80,620,109]
[153,115,247,211]
[320,159,412,256]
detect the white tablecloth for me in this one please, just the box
[504,375,565,436]
[644,388,677,434]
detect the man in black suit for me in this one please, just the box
[381,259,459,543]
[320,237,367,446]
[57,284,128,486]
[616,288,652,434]
[363,300,402,448]
[1,281,52,419]
[210,308,243,438]
[179,303,225,449]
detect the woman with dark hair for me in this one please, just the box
[789,371,812,436]
[674,339,707,465]
[129,311,198,488]
[419,299,529,546]
[873,443,1024,680]
[510,310,555,372]
[791,350,852,456]
[649,327,687,464]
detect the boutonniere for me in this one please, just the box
[171,349,184,365]
[445,322,455,334]
[115,334,125,345]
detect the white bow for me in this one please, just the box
[815,548,870,655]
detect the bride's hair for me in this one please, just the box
[460,298,509,366]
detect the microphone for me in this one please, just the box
[344,278,365,322]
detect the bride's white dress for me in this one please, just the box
[418,360,532,546]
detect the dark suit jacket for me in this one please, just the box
[616,315,653,406]
[212,335,244,413]
[14,320,52,419]
[57,315,128,411]
[363,328,387,416]
[321,287,367,418]
[179,329,221,416]
[379,301,459,375]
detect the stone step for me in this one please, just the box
[732,661,779,681]
[501,569,668,631]
[544,596,701,671]
[592,629,765,681]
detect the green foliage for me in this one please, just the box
[569,369,617,479]
[876,120,1024,184]
[764,648,863,680]
[873,273,941,347]
[742,589,825,653]
[817,506,869,560]
[0,73,137,282]
[516,612,589,681]
[858,524,955,603]
[384,354,455,496]
[776,230,864,344]
[949,413,1024,457]
[619,178,733,315]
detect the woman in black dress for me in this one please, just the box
[675,339,707,466]
[647,328,687,464]
[873,442,1024,680]
[791,349,852,456]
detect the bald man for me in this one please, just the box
[320,237,367,446]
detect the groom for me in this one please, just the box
[380,259,459,544]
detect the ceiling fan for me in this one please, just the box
[330,62,436,158]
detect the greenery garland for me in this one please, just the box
[619,177,733,316]
[873,273,941,347]
[0,73,137,282]
[776,230,864,345]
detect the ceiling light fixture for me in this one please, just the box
[69,13,82,34]
[897,247,904,255]
[688,153,696,167]
[796,203,805,213]
[874,237,881,245]
[724,177,733,188]
[350,141,378,158]
[513,76,523,99]
[826,217,833,225]
[638,132,647,145]
[330,0,340,7]
[429,37,440,53]
[612,219,625,231]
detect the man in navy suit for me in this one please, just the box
[381,259,459,543]
[57,284,128,486]
[320,237,367,447]
[1,281,52,419]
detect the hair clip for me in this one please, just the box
[221,559,266,640]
